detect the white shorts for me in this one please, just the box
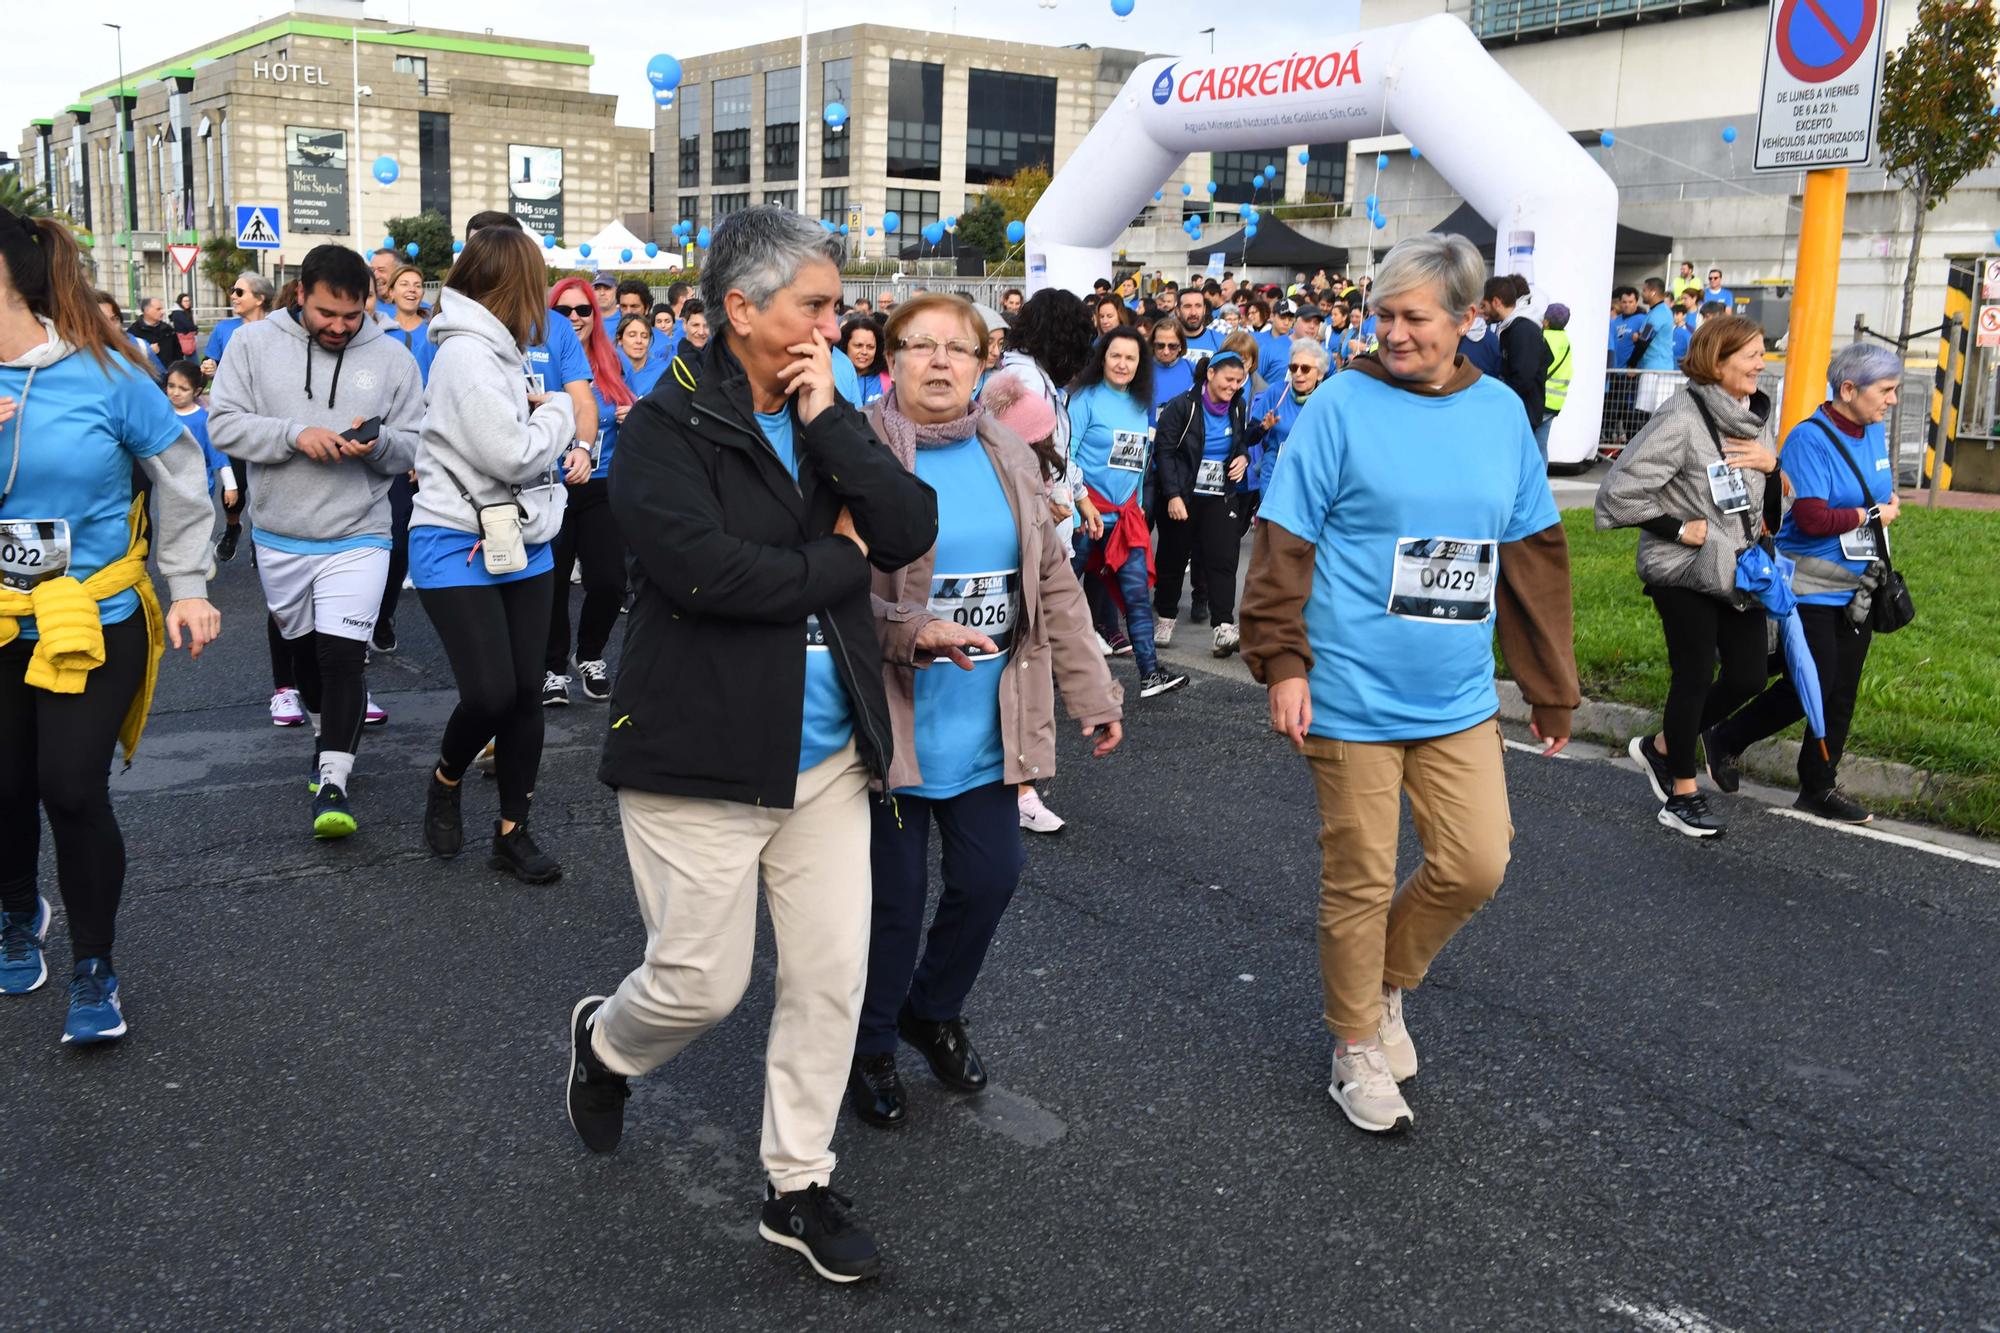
[255,544,390,642]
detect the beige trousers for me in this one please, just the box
[1304,719,1514,1043]
[591,742,872,1192]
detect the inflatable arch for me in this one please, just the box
[1025,14,1617,466]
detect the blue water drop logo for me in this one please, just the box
[1152,64,1176,105]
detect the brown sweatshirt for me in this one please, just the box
[1239,353,1581,740]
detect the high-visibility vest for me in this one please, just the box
[1543,329,1571,413]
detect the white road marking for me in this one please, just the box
[1503,738,1575,759]
[1766,806,2000,871]
[1598,1295,1742,1333]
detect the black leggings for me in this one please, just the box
[1711,603,1872,795]
[377,472,415,631]
[290,631,369,763]
[0,614,148,964]
[1156,493,1241,626]
[1649,584,1769,781]
[546,478,626,673]
[421,574,554,823]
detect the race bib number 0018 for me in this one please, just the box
[929,570,1020,658]
[0,519,72,592]
[1386,537,1496,624]
[1108,430,1148,472]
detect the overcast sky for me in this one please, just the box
[6,0,1360,151]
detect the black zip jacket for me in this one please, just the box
[1153,382,1252,506]
[599,333,938,808]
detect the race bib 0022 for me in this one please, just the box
[1194,458,1226,496]
[0,519,72,592]
[1108,430,1147,472]
[1386,537,1496,624]
[929,570,1020,658]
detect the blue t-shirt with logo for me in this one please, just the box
[0,351,186,637]
[1201,403,1232,462]
[1257,371,1559,743]
[1608,311,1647,364]
[1186,325,1227,357]
[1150,358,1194,424]
[1775,408,1894,606]
[1705,286,1736,311]
[525,315,591,393]
[755,407,855,771]
[905,435,1018,799]
[1066,382,1152,509]
[1636,301,1677,371]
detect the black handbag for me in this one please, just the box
[1813,419,1915,634]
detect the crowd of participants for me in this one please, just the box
[0,198,1908,1284]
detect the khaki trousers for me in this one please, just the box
[1304,719,1513,1043]
[591,742,872,1192]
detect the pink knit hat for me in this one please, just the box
[980,376,1058,446]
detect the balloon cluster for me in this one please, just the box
[647,54,683,111]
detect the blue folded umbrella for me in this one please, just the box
[1736,544,1828,759]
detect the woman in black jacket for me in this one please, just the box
[1152,346,1254,657]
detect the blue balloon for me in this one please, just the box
[578,244,592,259]
[1721,125,1738,143]
[839,224,849,236]
[922,222,944,245]
[451,239,463,254]
[1373,215,1387,230]
[1993,228,2000,246]
[372,156,399,186]
[1205,180,1217,194]
[1410,146,1422,160]
[824,101,848,129]
[696,228,711,250]
[404,242,418,258]
[945,215,958,228]
[820,219,836,231]
[1111,0,1136,14]
[620,248,633,263]
[646,54,683,91]
[1245,225,1258,238]
[1365,194,1379,209]
[382,235,395,249]
[1181,183,1192,196]
[1006,220,1025,244]
[1599,131,1614,147]
[866,226,876,237]
[882,211,901,234]
[543,234,556,250]
[652,89,675,109]
[1298,150,1311,165]
[644,242,658,258]
[1154,191,1164,202]
[1264,162,1277,175]
[1377,153,1390,170]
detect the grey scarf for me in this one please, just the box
[871,385,985,469]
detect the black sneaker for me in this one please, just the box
[759,1182,882,1284]
[565,996,629,1153]
[424,769,464,857]
[312,783,357,840]
[1628,733,1675,803]
[491,820,562,884]
[215,527,239,563]
[897,1008,987,1093]
[1189,598,1210,625]
[371,618,398,654]
[847,1052,907,1129]
[541,672,571,708]
[575,658,611,701]
[1701,726,1742,794]
[1658,791,1725,838]
[1796,787,1872,824]
[1138,668,1189,699]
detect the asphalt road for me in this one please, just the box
[4,553,1998,1332]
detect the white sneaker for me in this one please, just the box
[1094,631,1115,657]
[1154,615,1177,647]
[1378,987,1418,1083]
[269,687,305,727]
[1211,622,1240,657]
[570,563,583,585]
[1018,787,1066,835]
[1329,1040,1414,1133]
[542,672,572,707]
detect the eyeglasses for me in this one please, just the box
[230,288,248,296]
[1288,364,1316,374]
[895,335,982,362]
[1152,341,1182,351]
[553,303,594,318]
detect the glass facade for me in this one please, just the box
[964,69,1056,184]
[1305,143,1345,199]
[1212,152,1285,205]
[417,111,450,220]
[714,75,751,186]
[765,188,800,209]
[764,66,800,177]
[678,85,702,189]
[885,187,940,240]
[820,187,849,226]
[821,57,852,177]
[886,60,943,180]
[714,191,750,219]
[678,194,700,232]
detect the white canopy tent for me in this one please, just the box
[532,220,682,272]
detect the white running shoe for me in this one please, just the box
[363,693,387,726]
[1154,616,1177,647]
[1094,631,1115,657]
[542,672,572,707]
[570,563,583,585]
[1378,987,1418,1083]
[1018,787,1066,835]
[1211,622,1240,657]
[1329,1040,1414,1133]
[269,687,305,727]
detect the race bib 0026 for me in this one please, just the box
[1194,458,1226,496]
[928,570,1020,658]
[1386,537,1497,624]
[0,519,72,592]
[1108,430,1148,472]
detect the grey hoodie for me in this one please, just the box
[410,289,574,542]
[207,308,422,545]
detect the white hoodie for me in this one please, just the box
[411,289,576,543]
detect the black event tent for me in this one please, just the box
[1427,202,1674,265]
[1183,215,1351,269]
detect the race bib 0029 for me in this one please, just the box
[0,519,72,592]
[929,570,1020,658]
[1108,430,1148,472]
[1386,537,1497,624]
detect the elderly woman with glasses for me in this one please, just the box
[1245,337,1330,505]
[851,293,1124,1130]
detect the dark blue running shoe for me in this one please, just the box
[0,897,51,995]
[63,959,127,1044]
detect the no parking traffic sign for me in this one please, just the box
[1754,0,1887,171]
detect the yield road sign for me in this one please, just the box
[168,244,200,274]
[235,205,281,250]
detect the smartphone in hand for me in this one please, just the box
[341,416,384,444]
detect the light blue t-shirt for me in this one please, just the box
[0,352,185,637]
[904,435,1018,799]
[382,319,437,385]
[1775,408,1893,607]
[1257,330,1294,387]
[204,317,244,364]
[1248,382,1313,493]
[1150,358,1194,423]
[175,404,228,491]
[755,406,855,771]
[1608,311,1647,363]
[831,347,863,408]
[1201,402,1233,462]
[1705,286,1736,311]
[1186,325,1227,357]
[1066,382,1151,508]
[1636,301,1677,371]
[526,315,591,392]
[408,524,552,588]
[1671,323,1692,365]
[1257,371,1560,743]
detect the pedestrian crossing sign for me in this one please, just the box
[235,205,281,250]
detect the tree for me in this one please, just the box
[955,196,1007,264]
[381,209,455,279]
[983,165,1051,236]
[0,172,52,218]
[199,234,262,302]
[1877,0,2000,359]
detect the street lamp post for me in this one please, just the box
[352,18,417,256]
[798,1,810,219]
[103,22,134,307]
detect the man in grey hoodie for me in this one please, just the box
[209,244,423,840]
